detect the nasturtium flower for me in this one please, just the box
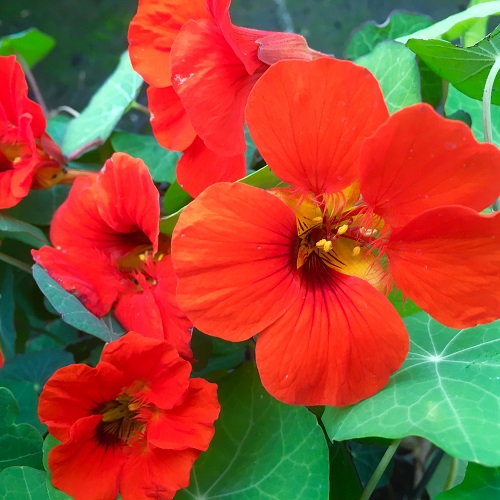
[32,153,192,358]
[171,58,500,406]
[0,55,66,208]
[128,0,322,197]
[39,331,220,500]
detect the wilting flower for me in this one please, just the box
[128,0,323,197]
[0,55,66,208]
[39,331,220,500]
[33,153,192,358]
[171,58,500,406]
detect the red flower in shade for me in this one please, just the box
[39,331,220,500]
[170,58,500,406]
[32,153,192,358]
[128,0,323,197]
[0,55,65,208]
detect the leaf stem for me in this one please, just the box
[130,101,150,116]
[359,438,402,500]
[444,456,458,491]
[482,56,500,144]
[0,252,32,273]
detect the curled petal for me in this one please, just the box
[360,104,500,228]
[257,263,409,406]
[386,206,500,328]
[246,58,389,195]
[176,136,246,197]
[172,182,300,340]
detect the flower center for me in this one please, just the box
[96,393,144,444]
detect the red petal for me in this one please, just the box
[38,362,124,442]
[49,415,126,500]
[256,264,409,406]
[246,58,389,195]
[172,182,300,340]
[147,378,219,451]
[32,246,121,317]
[120,444,199,500]
[176,136,246,197]
[386,206,500,328]
[115,257,193,360]
[100,331,191,410]
[148,85,196,151]
[128,0,208,87]
[171,19,260,156]
[360,104,500,228]
[256,32,324,65]
[50,153,159,261]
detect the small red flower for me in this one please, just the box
[171,58,500,406]
[32,153,192,358]
[128,0,322,197]
[39,331,220,500]
[0,55,65,208]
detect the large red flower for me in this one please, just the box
[0,55,65,208]
[128,0,322,197]
[171,58,500,406]
[32,153,192,358]
[39,331,220,500]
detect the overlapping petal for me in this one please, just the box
[246,57,389,195]
[386,206,500,328]
[360,104,500,228]
[172,182,301,340]
[256,263,408,406]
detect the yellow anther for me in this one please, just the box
[139,253,146,262]
[352,246,361,257]
[323,240,333,252]
[316,239,327,248]
[337,224,349,235]
[312,216,323,223]
[156,253,165,261]
[12,156,22,164]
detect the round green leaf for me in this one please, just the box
[176,362,329,499]
[323,313,500,466]
[0,467,48,500]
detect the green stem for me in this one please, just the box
[16,54,49,118]
[130,101,150,116]
[482,56,500,144]
[444,457,458,491]
[359,438,402,500]
[0,252,32,273]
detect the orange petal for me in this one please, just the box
[246,58,389,195]
[172,182,300,340]
[171,18,260,156]
[176,136,246,197]
[386,206,500,328]
[256,265,409,406]
[148,85,196,151]
[360,104,500,228]
[128,0,207,87]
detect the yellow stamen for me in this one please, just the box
[337,224,349,235]
[323,240,333,252]
[139,253,146,262]
[352,246,361,257]
[316,239,327,248]
[156,253,164,261]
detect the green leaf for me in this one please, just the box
[43,436,71,500]
[176,362,329,499]
[0,467,49,499]
[244,126,257,168]
[427,454,467,498]
[240,166,282,189]
[396,2,500,44]
[32,264,120,342]
[349,441,392,488]
[407,25,500,105]
[62,52,143,156]
[162,180,193,215]
[445,84,500,144]
[111,132,180,183]
[0,388,43,471]
[356,41,421,114]
[329,441,363,500]
[46,116,71,147]
[0,213,49,248]
[323,313,500,466]
[0,28,55,67]
[346,12,433,59]
[464,0,495,46]
[5,185,71,226]
[0,266,16,359]
[436,463,500,499]
[387,288,422,317]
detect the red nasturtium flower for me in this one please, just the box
[32,153,192,358]
[171,58,500,406]
[0,55,66,209]
[128,0,322,197]
[39,331,220,500]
